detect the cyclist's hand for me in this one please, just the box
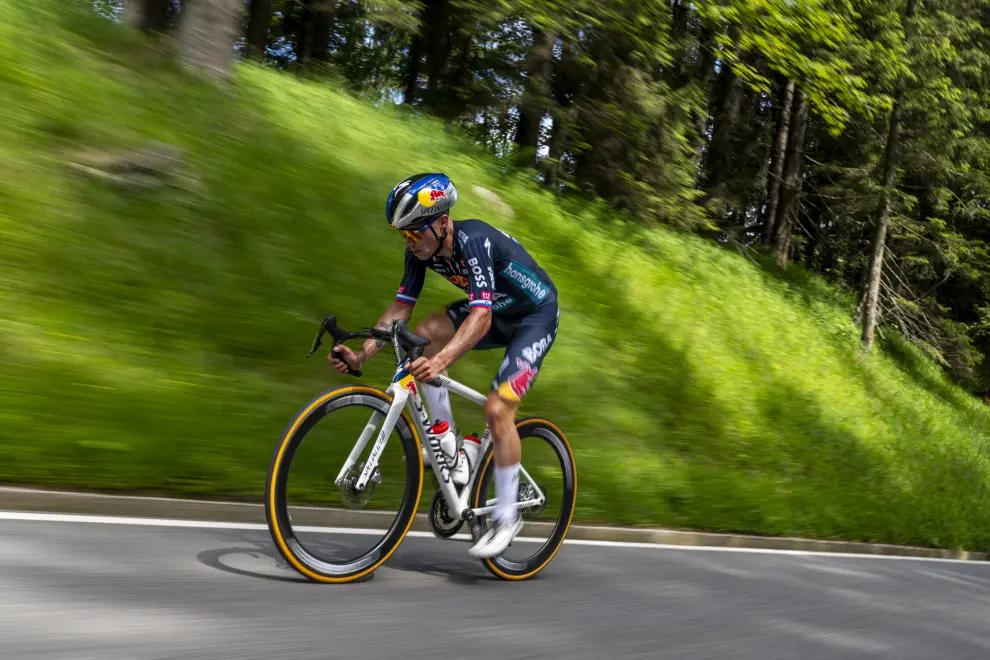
[328,345,362,374]
[409,356,443,383]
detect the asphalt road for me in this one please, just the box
[2,517,990,660]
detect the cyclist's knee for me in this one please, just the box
[485,391,517,430]
[413,312,445,339]
[414,312,455,355]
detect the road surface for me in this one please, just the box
[1,514,989,659]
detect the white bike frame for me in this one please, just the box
[333,360,546,522]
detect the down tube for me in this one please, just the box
[406,382,463,518]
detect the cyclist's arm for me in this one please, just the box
[433,306,491,371]
[432,235,494,370]
[355,249,425,366]
[354,301,413,365]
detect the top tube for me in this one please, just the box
[432,374,487,406]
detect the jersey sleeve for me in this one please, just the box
[396,249,426,306]
[461,236,496,309]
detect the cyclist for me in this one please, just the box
[330,173,559,558]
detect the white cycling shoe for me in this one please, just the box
[469,517,523,558]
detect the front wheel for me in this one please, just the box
[266,385,424,583]
[471,417,577,580]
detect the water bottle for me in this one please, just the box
[458,433,482,484]
[428,420,463,483]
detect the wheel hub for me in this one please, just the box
[339,462,380,509]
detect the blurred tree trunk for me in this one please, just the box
[542,108,568,188]
[666,0,690,88]
[423,0,451,109]
[175,0,240,78]
[541,39,574,188]
[245,0,273,59]
[691,24,716,174]
[300,0,334,66]
[514,28,557,168]
[859,0,919,351]
[704,47,746,202]
[772,89,810,268]
[125,0,173,32]
[762,77,796,245]
[403,34,424,104]
[442,32,474,119]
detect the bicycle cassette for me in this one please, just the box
[519,482,546,518]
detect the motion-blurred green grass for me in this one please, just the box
[3,0,990,549]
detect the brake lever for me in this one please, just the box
[309,315,365,377]
[307,316,332,358]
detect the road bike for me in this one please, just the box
[265,315,577,583]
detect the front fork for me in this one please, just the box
[333,385,410,491]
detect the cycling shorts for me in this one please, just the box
[445,299,559,402]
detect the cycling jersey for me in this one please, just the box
[395,220,557,318]
[445,298,558,401]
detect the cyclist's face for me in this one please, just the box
[404,216,446,259]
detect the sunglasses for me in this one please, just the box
[399,229,424,242]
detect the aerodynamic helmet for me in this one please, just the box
[386,172,458,231]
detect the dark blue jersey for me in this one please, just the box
[395,219,557,317]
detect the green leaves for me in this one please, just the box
[699,0,881,131]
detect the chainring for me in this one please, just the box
[428,490,464,539]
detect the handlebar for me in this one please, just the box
[308,315,431,377]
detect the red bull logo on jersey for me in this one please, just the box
[417,184,448,208]
[447,274,469,288]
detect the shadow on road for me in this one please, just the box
[195,534,499,586]
[384,545,499,586]
[196,542,313,584]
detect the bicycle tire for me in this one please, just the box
[471,417,577,581]
[266,385,424,583]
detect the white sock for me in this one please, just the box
[493,463,520,525]
[421,382,455,434]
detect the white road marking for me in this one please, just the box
[0,511,986,566]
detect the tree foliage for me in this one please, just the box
[101,0,990,396]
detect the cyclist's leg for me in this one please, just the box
[488,303,558,498]
[414,300,505,432]
[414,299,508,355]
[471,303,559,557]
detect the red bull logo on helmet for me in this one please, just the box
[418,183,448,208]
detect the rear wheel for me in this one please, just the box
[266,385,424,583]
[471,417,577,580]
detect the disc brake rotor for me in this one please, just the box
[339,461,380,509]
